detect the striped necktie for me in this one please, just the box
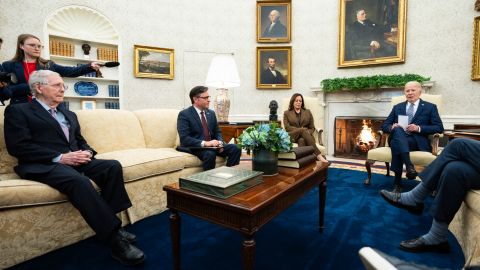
[407,103,415,124]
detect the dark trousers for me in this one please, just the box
[27,159,132,242]
[191,144,242,171]
[389,127,420,174]
[419,138,480,224]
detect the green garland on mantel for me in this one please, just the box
[320,74,431,93]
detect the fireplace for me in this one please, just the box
[334,116,386,159]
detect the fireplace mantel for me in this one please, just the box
[310,81,435,155]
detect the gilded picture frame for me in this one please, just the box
[472,16,480,80]
[81,100,96,110]
[256,46,291,89]
[257,1,291,43]
[338,0,407,68]
[134,45,174,79]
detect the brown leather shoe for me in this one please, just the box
[400,237,450,253]
[380,189,424,215]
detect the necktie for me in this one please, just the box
[200,111,211,141]
[49,109,69,141]
[407,103,415,124]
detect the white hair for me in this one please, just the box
[28,70,59,95]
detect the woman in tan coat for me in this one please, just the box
[283,93,328,163]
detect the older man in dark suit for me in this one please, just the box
[4,70,145,266]
[381,81,444,192]
[177,85,241,171]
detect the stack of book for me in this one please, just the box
[278,146,317,168]
[179,166,263,199]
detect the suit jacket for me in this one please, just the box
[1,60,94,104]
[260,68,286,84]
[4,99,96,178]
[177,106,224,150]
[262,21,287,37]
[382,99,444,152]
[283,109,316,135]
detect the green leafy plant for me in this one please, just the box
[237,122,292,154]
[321,74,431,93]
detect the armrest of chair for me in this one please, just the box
[430,133,443,156]
[375,131,387,148]
[316,128,324,146]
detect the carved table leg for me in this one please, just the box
[319,180,327,232]
[170,210,181,270]
[242,234,256,270]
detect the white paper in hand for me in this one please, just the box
[398,115,409,130]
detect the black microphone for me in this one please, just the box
[98,61,120,68]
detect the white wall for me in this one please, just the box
[1,0,479,119]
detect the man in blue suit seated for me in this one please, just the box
[381,81,444,192]
[177,86,241,171]
[380,138,480,253]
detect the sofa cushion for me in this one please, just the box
[0,179,68,209]
[75,109,146,154]
[160,148,226,168]
[95,148,186,182]
[134,109,180,148]
[465,189,480,217]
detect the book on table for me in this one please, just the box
[278,154,317,168]
[179,166,263,199]
[278,146,315,160]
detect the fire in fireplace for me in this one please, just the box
[334,116,386,159]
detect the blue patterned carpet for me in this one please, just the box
[9,168,464,270]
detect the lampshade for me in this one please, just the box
[205,55,241,88]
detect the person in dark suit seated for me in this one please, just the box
[283,93,328,163]
[260,57,287,84]
[346,9,396,60]
[262,9,287,38]
[177,85,241,171]
[4,70,145,266]
[381,81,444,192]
[1,33,102,104]
[380,138,480,253]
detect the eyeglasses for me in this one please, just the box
[43,83,68,91]
[24,44,44,49]
[197,96,211,100]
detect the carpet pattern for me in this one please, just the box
[9,168,464,270]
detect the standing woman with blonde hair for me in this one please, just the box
[1,34,102,104]
[283,93,328,163]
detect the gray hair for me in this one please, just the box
[270,10,280,18]
[405,81,422,90]
[29,70,59,95]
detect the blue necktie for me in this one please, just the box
[407,103,414,124]
[49,109,69,141]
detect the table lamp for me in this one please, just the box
[205,54,241,123]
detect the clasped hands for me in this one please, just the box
[60,150,93,166]
[204,140,224,153]
[392,123,419,133]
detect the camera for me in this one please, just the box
[0,72,17,84]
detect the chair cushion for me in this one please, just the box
[95,148,186,182]
[367,147,436,167]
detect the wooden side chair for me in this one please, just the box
[364,94,443,185]
[281,96,326,155]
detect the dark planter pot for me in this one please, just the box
[252,149,278,176]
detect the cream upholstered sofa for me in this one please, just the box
[281,96,326,155]
[0,107,224,269]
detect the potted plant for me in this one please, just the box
[237,122,292,176]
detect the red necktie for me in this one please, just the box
[200,111,211,141]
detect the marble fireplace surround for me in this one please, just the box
[311,82,434,156]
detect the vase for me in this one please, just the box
[252,149,278,176]
[214,88,230,123]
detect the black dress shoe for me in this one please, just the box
[406,166,418,180]
[380,189,424,215]
[118,228,137,243]
[400,237,450,253]
[110,233,145,266]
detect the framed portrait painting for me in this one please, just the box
[256,46,291,89]
[81,100,96,110]
[257,1,291,43]
[472,16,480,80]
[134,45,174,79]
[338,0,407,68]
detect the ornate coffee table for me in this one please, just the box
[163,161,328,270]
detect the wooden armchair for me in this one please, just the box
[364,94,443,185]
[281,96,326,155]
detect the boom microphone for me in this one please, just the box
[98,61,120,68]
